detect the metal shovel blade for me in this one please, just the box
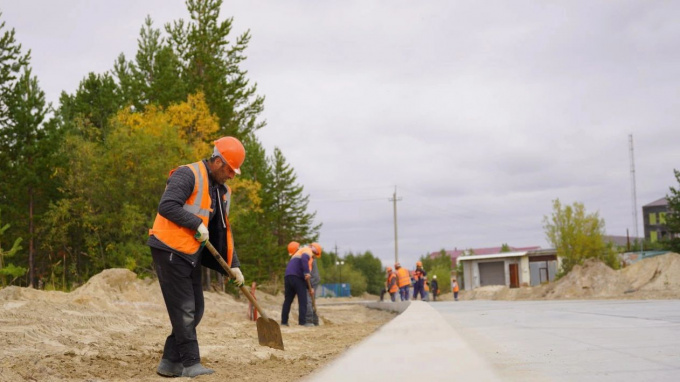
[256,317,285,350]
[204,241,285,351]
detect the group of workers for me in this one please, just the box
[380,261,460,302]
[281,241,322,327]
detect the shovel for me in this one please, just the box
[205,241,284,351]
[306,279,318,316]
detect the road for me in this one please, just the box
[432,300,680,381]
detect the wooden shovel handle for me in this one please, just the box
[204,241,271,321]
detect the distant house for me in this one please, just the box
[456,248,558,290]
[428,246,541,270]
[643,197,671,242]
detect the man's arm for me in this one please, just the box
[301,253,311,279]
[157,167,202,229]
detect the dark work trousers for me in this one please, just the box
[281,275,308,325]
[413,283,426,300]
[152,247,204,367]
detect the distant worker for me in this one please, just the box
[431,275,439,301]
[281,243,321,326]
[395,262,411,301]
[412,261,427,300]
[305,243,322,326]
[380,267,399,302]
[452,278,460,301]
[148,136,246,378]
[423,276,430,301]
[287,241,300,256]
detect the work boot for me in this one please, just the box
[182,363,214,378]
[156,358,183,377]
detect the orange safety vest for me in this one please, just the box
[452,281,459,292]
[149,161,234,266]
[387,273,398,293]
[396,267,411,287]
[292,247,314,274]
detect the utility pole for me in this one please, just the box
[629,134,642,252]
[388,186,402,264]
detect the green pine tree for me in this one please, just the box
[114,16,186,110]
[266,147,321,247]
[166,0,265,138]
[3,66,50,287]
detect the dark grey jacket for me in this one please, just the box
[147,160,240,271]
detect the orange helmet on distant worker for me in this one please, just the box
[311,243,322,258]
[287,241,300,256]
[213,137,245,175]
[416,261,423,267]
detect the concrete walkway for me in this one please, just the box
[306,299,680,381]
[305,300,502,381]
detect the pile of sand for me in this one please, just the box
[461,252,680,301]
[0,269,395,381]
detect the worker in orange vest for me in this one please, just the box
[148,136,245,378]
[395,262,411,301]
[452,278,460,301]
[412,261,427,300]
[380,267,399,302]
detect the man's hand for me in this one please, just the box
[309,288,315,296]
[230,267,244,287]
[194,223,209,243]
[304,274,311,281]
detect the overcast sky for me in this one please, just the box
[1,1,678,268]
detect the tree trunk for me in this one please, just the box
[29,186,34,288]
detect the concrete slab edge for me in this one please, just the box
[305,300,502,382]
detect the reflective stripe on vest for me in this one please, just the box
[396,267,411,287]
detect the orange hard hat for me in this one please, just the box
[416,261,422,267]
[287,241,300,256]
[386,267,393,272]
[213,137,245,175]
[311,243,322,258]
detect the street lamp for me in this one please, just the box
[335,260,344,296]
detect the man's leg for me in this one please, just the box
[152,248,207,376]
[281,276,296,325]
[294,277,308,325]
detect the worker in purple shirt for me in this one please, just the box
[281,243,321,326]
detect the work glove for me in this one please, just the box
[194,223,209,247]
[230,267,244,287]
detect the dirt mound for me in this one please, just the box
[69,268,162,310]
[543,258,627,299]
[461,252,680,301]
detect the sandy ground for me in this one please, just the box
[2,252,679,381]
[0,270,394,382]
